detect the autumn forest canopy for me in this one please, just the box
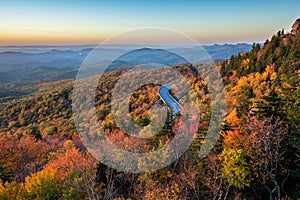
[0,20,300,200]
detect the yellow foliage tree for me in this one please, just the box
[25,168,60,200]
[0,179,24,200]
[220,147,250,189]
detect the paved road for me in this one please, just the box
[158,84,182,116]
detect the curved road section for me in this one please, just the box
[158,84,182,116]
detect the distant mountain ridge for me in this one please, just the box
[0,43,252,83]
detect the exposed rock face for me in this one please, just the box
[291,18,300,35]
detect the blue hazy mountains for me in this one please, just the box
[0,43,251,83]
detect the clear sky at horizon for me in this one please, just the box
[0,0,299,45]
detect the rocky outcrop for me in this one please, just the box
[291,18,300,35]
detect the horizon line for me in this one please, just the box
[0,42,261,48]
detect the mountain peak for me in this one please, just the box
[291,18,300,35]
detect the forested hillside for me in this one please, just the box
[0,20,299,199]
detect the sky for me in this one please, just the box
[0,0,300,45]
